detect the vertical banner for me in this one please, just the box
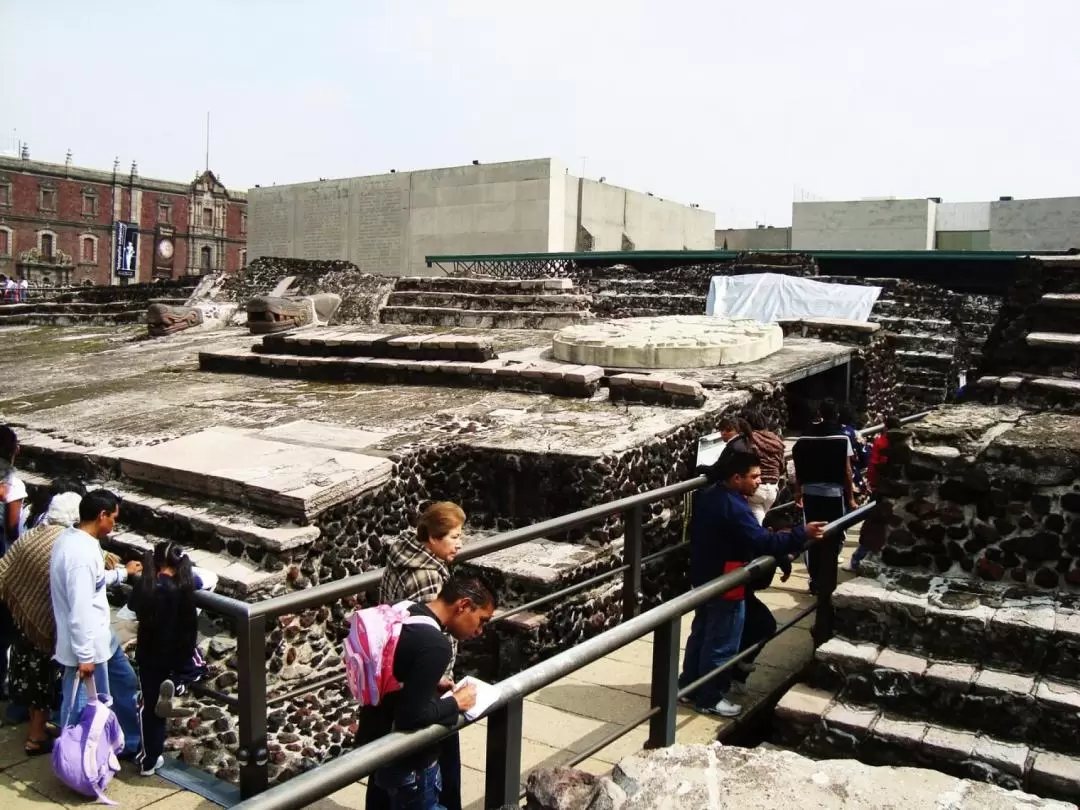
[114,222,138,279]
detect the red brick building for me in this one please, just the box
[0,152,247,286]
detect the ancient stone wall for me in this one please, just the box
[870,406,1080,591]
[216,257,396,325]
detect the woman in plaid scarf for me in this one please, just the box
[371,502,466,810]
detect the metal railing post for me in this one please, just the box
[647,616,680,749]
[811,529,844,647]
[484,698,524,810]
[237,612,269,798]
[621,505,644,621]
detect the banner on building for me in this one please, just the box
[153,225,176,278]
[114,222,139,279]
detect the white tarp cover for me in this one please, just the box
[706,273,882,322]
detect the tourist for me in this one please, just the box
[1,425,27,547]
[0,488,83,755]
[132,541,211,777]
[376,502,467,810]
[17,277,28,303]
[49,488,143,757]
[838,404,869,493]
[743,408,786,524]
[678,451,826,717]
[717,416,753,455]
[357,574,497,810]
[3,275,15,303]
[844,415,903,573]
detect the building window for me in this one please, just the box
[200,246,213,270]
[202,207,213,228]
[81,235,97,263]
[240,212,247,234]
[0,183,10,207]
[39,187,56,212]
[0,228,10,256]
[82,193,98,216]
[158,202,172,223]
[40,233,54,259]
[239,249,247,267]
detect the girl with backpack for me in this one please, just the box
[132,541,209,777]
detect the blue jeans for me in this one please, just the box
[373,762,444,810]
[61,645,142,756]
[678,599,746,709]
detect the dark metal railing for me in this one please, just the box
[186,410,930,804]
[226,504,874,810]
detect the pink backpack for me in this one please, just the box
[52,687,125,805]
[343,601,439,705]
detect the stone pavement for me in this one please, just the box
[0,542,843,809]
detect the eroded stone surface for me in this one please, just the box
[552,315,783,369]
[556,744,1077,809]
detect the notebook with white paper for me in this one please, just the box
[442,675,500,721]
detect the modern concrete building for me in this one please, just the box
[789,196,1080,252]
[714,226,791,251]
[248,159,715,275]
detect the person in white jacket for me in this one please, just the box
[49,488,143,757]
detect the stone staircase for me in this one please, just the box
[773,577,1080,803]
[379,277,593,330]
[0,298,187,327]
[974,257,1080,412]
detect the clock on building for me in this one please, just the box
[157,238,174,260]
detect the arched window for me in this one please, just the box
[200,246,213,270]
[39,232,55,259]
[81,235,98,263]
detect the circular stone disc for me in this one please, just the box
[552,315,783,369]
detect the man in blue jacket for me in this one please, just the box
[679,450,826,717]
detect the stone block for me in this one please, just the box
[629,375,663,390]
[971,735,1029,779]
[608,374,635,389]
[775,683,833,723]
[874,648,928,677]
[986,604,1056,673]
[563,365,604,385]
[660,378,704,397]
[1029,750,1080,803]
[871,714,927,746]
[922,725,976,762]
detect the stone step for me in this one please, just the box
[393,276,573,293]
[0,301,149,315]
[870,315,955,335]
[200,348,604,397]
[812,639,1080,755]
[257,331,495,362]
[1027,332,1080,349]
[0,311,144,326]
[971,375,1080,413]
[830,578,1080,681]
[1041,293,1080,308]
[18,469,320,562]
[895,367,952,388]
[774,684,1080,801]
[895,350,955,371]
[379,306,592,330]
[104,529,288,598]
[384,290,590,312]
[888,332,957,352]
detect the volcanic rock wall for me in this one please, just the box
[870,405,1080,591]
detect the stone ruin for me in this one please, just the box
[3,249,1074,796]
[770,257,1080,804]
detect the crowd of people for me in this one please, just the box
[0,424,214,779]
[0,275,29,303]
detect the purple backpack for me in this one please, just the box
[52,687,125,804]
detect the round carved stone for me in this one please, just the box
[552,315,782,369]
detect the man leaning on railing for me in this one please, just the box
[678,450,827,718]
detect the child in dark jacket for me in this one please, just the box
[132,541,209,776]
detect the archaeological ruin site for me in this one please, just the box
[1,247,1078,808]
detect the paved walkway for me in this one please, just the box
[0,541,851,809]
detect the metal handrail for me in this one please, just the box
[187,410,930,800]
[227,505,869,810]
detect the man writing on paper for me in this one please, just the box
[357,574,497,810]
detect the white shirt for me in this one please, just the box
[49,526,128,666]
[4,472,26,539]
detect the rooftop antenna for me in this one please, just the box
[205,111,211,172]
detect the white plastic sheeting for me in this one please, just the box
[706,273,882,323]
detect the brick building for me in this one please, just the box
[0,151,247,286]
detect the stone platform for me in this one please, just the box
[552,315,783,369]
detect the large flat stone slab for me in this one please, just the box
[110,426,393,519]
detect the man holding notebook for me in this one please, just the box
[358,573,497,810]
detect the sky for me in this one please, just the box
[2,0,1079,228]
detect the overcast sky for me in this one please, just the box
[2,0,1078,227]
